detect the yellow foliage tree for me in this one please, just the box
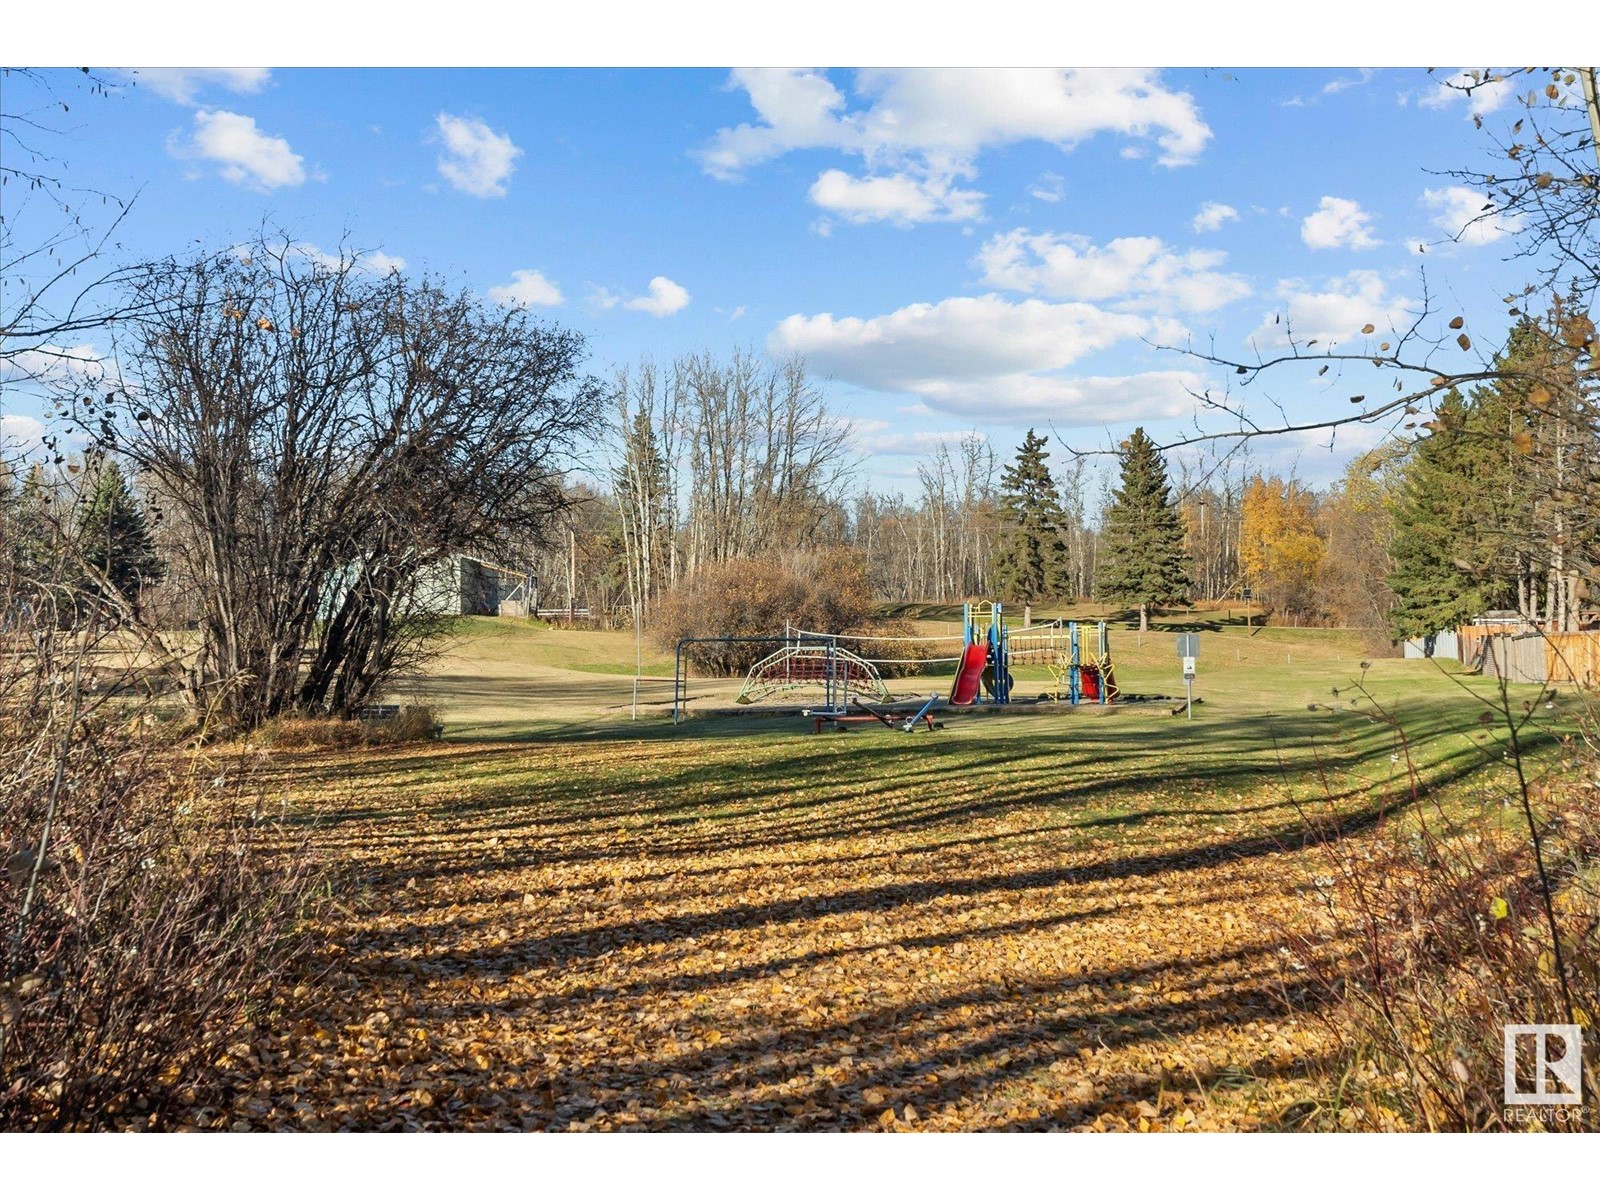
[1239,476,1326,619]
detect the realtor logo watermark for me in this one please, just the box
[1503,1024,1584,1106]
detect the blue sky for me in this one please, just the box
[2,65,1544,489]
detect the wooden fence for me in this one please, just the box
[1465,626,1600,687]
[1543,632,1600,687]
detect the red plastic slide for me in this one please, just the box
[949,642,988,706]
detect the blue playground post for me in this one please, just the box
[1069,621,1082,705]
[1097,621,1111,705]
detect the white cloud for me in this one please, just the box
[0,413,48,449]
[699,68,1210,224]
[1420,186,1525,246]
[1322,68,1375,96]
[622,276,691,318]
[1029,172,1065,203]
[915,370,1203,423]
[173,109,307,189]
[291,243,405,275]
[842,420,988,456]
[231,242,404,276]
[772,295,1146,386]
[130,67,271,105]
[808,168,984,225]
[1191,201,1239,233]
[435,113,521,198]
[1300,196,1380,250]
[354,249,404,275]
[768,292,1194,422]
[487,269,564,308]
[975,229,1250,314]
[1417,68,1517,116]
[2,343,111,389]
[1249,270,1413,348]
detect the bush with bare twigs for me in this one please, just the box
[1288,677,1599,1131]
[0,583,320,1131]
[653,549,932,676]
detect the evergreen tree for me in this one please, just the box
[1096,427,1190,631]
[1387,306,1598,637]
[1473,307,1600,629]
[6,465,58,583]
[992,429,1068,603]
[1386,390,1501,638]
[76,460,163,615]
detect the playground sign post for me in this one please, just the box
[1176,634,1198,721]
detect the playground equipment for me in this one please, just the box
[673,633,907,723]
[737,643,890,705]
[673,635,830,723]
[1008,616,1118,705]
[672,607,1117,725]
[956,602,1014,703]
[810,694,941,734]
[949,602,1118,707]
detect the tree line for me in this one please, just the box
[11,283,1591,736]
[556,292,1596,651]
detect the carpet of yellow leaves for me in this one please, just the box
[193,730,1382,1131]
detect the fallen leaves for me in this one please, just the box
[182,735,1384,1132]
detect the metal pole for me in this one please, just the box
[1186,674,1193,721]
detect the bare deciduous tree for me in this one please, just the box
[61,234,603,729]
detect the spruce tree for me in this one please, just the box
[1385,302,1598,637]
[1096,427,1190,631]
[76,460,164,615]
[6,465,58,583]
[993,429,1068,603]
[1385,390,1500,637]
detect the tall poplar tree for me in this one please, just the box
[1096,427,1190,631]
[993,429,1068,603]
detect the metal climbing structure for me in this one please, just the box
[1007,618,1117,704]
[735,643,891,706]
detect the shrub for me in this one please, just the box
[257,716,368,750]
[256,704,444,750]
[1286,683,1599,1131]
[652,549,928,675]
[0,621,319,1130]
[376,703,444,743]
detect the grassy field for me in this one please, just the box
[397,606,1416,739]
[199,613,1579,1130]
